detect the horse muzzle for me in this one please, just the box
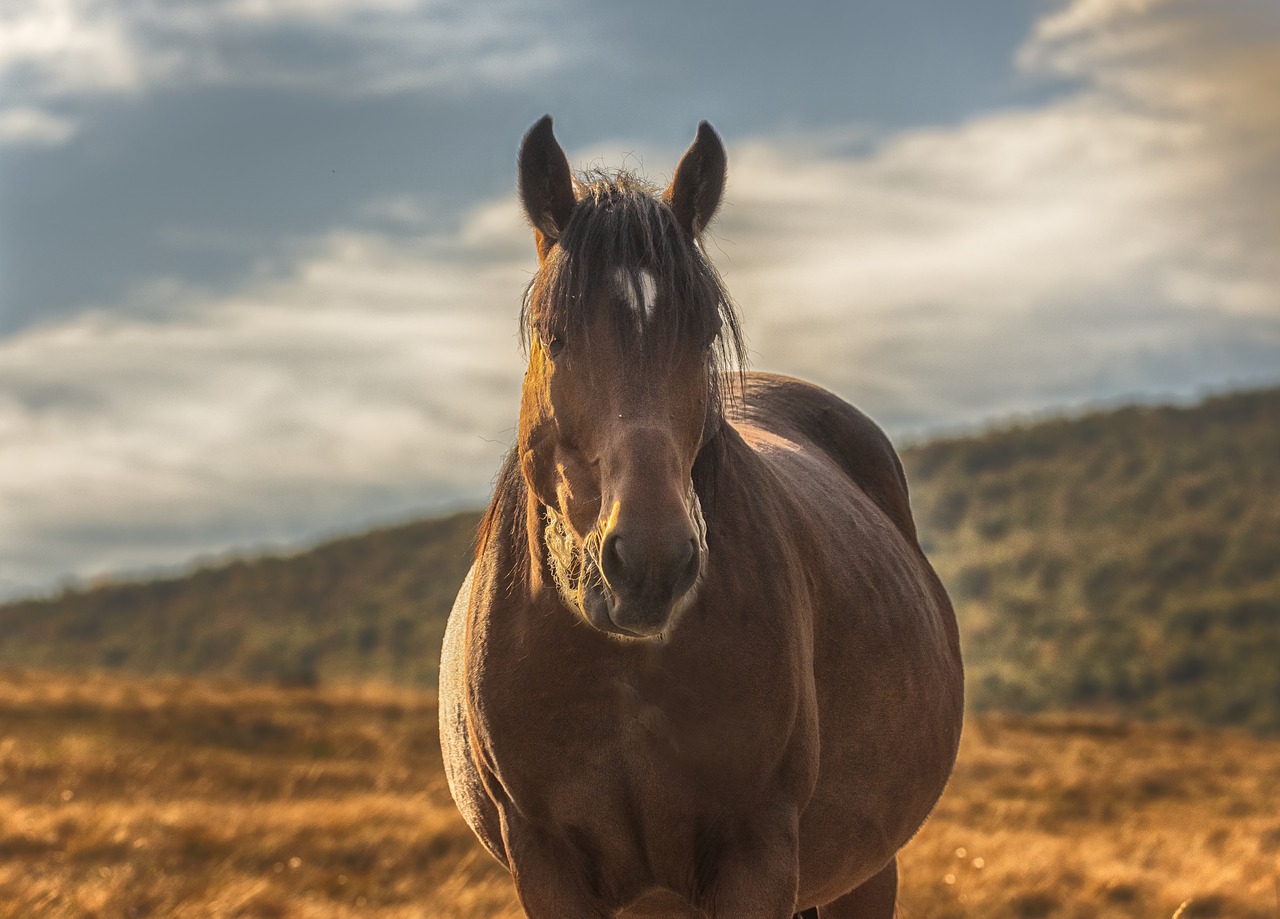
[581,532,702,639]
[543,492,707,640]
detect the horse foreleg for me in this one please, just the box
[702,823,802,919]
[509,863,611,919]
[503,822,612,919]
[816,857,897,919]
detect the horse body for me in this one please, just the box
[440,118,962,919]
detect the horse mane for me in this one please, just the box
[473,447,531,574]
[520,169,747,419]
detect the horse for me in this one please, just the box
[439,116,963,919]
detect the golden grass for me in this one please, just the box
[0,670,1276,918]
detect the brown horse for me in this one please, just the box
[440,116,963,919]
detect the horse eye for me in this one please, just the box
[545,334,565,358]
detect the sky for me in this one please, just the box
[2,0,1279,599]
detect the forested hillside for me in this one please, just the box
[0,514,478,686]
[908,386,1280,731]
[3,386,1276,729]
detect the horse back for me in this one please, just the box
[729,372,918,544]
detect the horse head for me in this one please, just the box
[515,116,741,640]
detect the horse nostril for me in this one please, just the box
[601,532,627,586]
[678,538,700,591]
[601,531,698,596]
[677,537,695,571]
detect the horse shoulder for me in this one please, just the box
[439,561,511,868]
[733,372,918,542]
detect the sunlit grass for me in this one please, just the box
[1,670,1275,918]
[899,716,1280,918]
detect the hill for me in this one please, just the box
[3,669,1276,919]
[907,386,1280,731]
[1,385,1277,729]
[0,513,479,687]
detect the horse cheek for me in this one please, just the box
[518,440,557,510]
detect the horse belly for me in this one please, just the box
[795,547,963,907]
[795,694,959,907]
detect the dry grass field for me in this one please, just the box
[1,670,1276,919]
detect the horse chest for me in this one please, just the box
[488,660,803,829]
[488,667,808,902]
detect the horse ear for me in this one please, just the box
[664,121,727,238]
[519,115,576,260]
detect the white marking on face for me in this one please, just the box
[611,268,658,331]
[637,270,657,322]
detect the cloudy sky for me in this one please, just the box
[3,0,1279,599]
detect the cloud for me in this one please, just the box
[0,0,579,104]
[706,0,1280,428]
[0,0,144,95]
[0,197,535,597]
[0,106,78,146]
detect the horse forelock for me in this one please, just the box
[520,170,746,413]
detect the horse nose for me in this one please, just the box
[601,530,699,602]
